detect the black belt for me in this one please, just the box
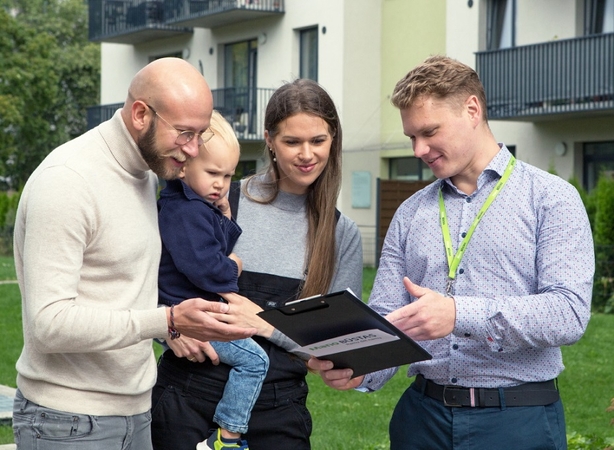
[414,374,560,407]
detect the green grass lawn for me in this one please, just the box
[0,255,16,280]
[0,265,613,448]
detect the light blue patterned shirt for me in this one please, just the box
[362,146,594,390]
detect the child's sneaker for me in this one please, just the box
[196,428,249,450]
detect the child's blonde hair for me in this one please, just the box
[203,110,240,156]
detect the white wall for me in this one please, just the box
[445,0,479,66]
[516,0,577,45]
[100,43,140,104]
[100,30,211,103]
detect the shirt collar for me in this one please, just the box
[441,144,514,196]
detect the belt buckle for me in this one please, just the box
[443,386,477,407]
[442,386,463,407]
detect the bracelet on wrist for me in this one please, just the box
[168,304,180,340]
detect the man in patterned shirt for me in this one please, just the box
[309,55,594,449]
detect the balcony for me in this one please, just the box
[89,0,193,44]
[88,0,284,44]
[86,87,275,142]
[163,0,284,29]
[476,32,614,121]
[211,87,274,142]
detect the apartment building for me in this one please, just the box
[88,0,385,264]
[446,0,614,189]
[88,0,613,266]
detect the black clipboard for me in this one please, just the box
[257,289,432,377]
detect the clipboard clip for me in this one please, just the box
[280,299,330,315]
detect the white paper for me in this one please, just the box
[296,329,399,357]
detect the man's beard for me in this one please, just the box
[138,122,181,180]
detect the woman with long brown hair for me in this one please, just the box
[151,79,363,450]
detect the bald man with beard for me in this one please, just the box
[12,58,256,450]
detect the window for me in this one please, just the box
[389,157,434,181]
[224,40,257,90]
[583,141,614,190]
[486,0,516,50]
[223,40,257,133]
[299,27,318,81]
[585,0,614,34]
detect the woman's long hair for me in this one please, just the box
[244,79,342,298]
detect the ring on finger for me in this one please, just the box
[188,357,196,362]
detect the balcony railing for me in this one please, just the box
[476,32,614,121]
[88,0,284,43]
[89,0,193,44]
[86,86,275,142]
[87,103,123,129]
[211,87,274,142]
[164,0,284,29]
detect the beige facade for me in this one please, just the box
[92,0,614,266]
[446,0,614,184]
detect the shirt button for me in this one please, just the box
[458,268,464,274]
[451,378,458,383]
[461,232,467,238]
[464,333,471,337]
[452,344,459,350]
[466,197,472,203]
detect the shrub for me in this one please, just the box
[569,176,596,231]
[0,190,20,256]
[592,176,614,313]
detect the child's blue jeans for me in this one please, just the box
[210,338,269,434]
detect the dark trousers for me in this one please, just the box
[390,380,567,450]
[151,354,312,450]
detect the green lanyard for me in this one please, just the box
[438,156,516,295]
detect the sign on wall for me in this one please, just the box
[352,171,371,208]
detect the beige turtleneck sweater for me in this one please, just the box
[14,110,168,415]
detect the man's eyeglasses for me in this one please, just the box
[146,103,214,146]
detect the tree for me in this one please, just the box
[0,0,99,189]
